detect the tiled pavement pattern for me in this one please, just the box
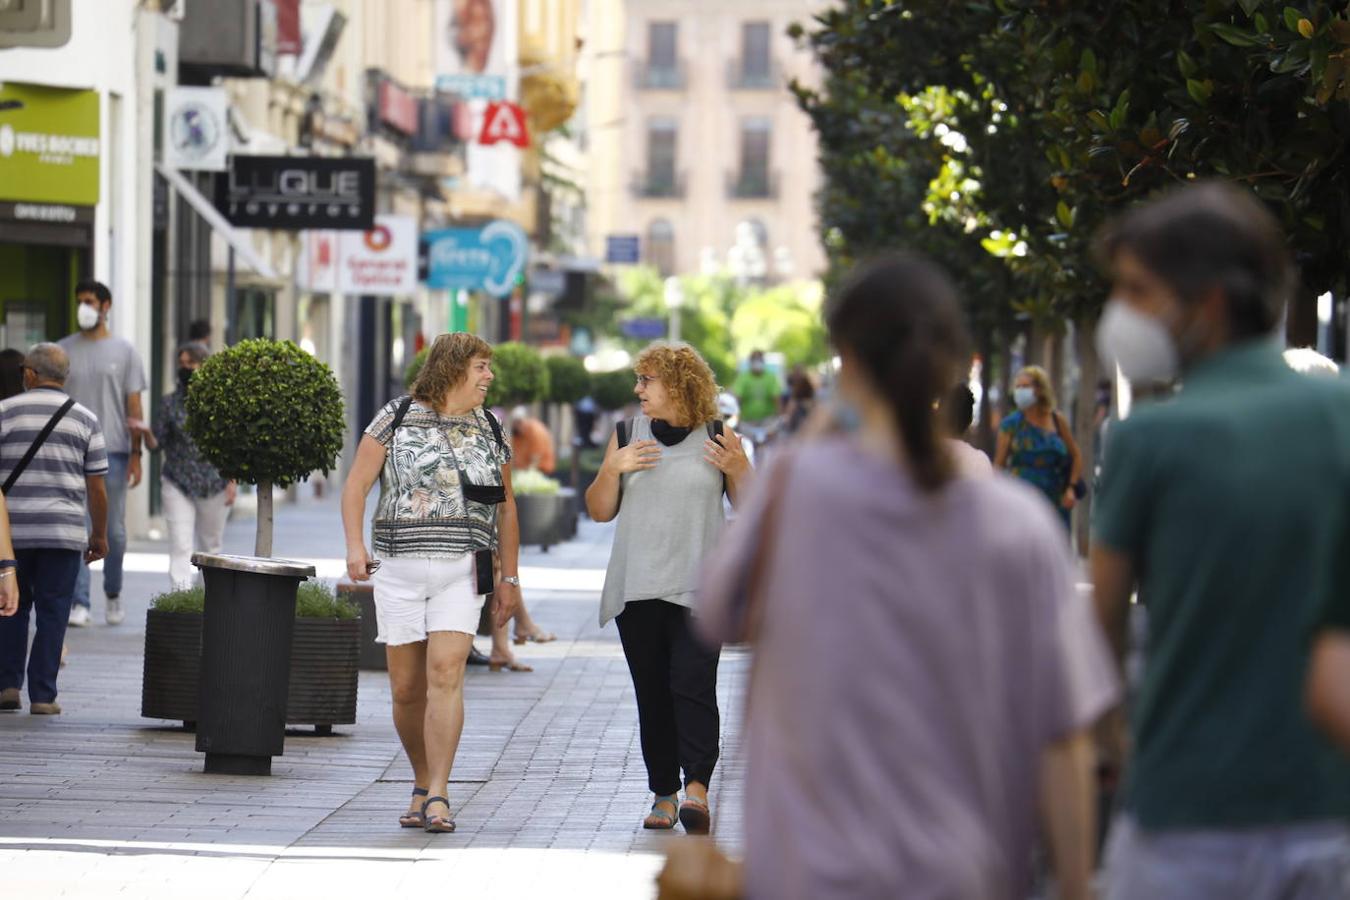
[0,493,747,899]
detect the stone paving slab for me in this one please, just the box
[0,496,747,898]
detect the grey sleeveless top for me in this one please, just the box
[599,414,727,626]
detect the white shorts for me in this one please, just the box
[371,554,484,646]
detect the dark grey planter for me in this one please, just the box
[517,489,578,550]
[286,617,360,732]
[194,554,314,776]
[340,581,386,671]
[141,609,201,727]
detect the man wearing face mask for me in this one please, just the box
[1091,182,1350,898]
[150,343,235,591]
[59,281,147,628]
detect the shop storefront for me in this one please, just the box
[0,82,100,348]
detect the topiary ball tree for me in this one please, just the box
[592,369,636,412]
[545,355,591,406]
[485,342,549,409]
[186,339,345,558]
[405,347,429,389]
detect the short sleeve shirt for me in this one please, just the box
[0,388,108,551]
[365,398,511,558]
[1093,341,1350,830]
[59,333,147,455]
[732,370,782,423]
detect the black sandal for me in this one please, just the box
[399,787,429,828]
[678,795,711,835]
[423,795,456,833]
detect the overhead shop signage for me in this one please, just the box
[0,82,99,206]
[164,87,228,172]
[378,78,418,136]
[479,101,529,148]
[300,215,418,296]
[215,155,375,230]
[423,220,528,297]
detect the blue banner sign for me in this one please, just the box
[620,317,668,340]
[606,234,641,264]
[423,220,529,296]
[435,74,508,100]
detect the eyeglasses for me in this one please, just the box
[636,375,659,388]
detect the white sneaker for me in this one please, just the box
[68,605,91,628]
[105,596,124,626]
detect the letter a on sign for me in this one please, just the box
[479,102,530,148]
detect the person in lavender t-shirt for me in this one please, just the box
[690,254,1119,900]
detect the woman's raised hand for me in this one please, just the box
[607,439,663,476]
[704,429,750,478]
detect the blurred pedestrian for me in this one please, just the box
[732,350,782,431]
[60,280,146,627]
[341,332,524,834]
[150,343,235,590]
[944,382,993,477]
[0,349,25,400]
[509,406,556,474]
[1092,182,1350,898]
[994,365,1083,527]
[586,342,750,835]
[781,365,816,436]
[690,254,1116,900]
[0,344,108,715]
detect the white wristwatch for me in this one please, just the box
[500,575,520,586]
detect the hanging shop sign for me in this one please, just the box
[215,155,375,230]
[164,87,228,172]
[479,101,529,148]
[0,82,99,206]
[339,214,417,295]
[422,220,528,296]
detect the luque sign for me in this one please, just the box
[215,155,376,230]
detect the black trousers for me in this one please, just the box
[616,599,722,795]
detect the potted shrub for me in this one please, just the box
[484,341,549,410]
[513,468,571,550]
[141,583,361,735]
[183,339,344,774]
[546,355,590,526]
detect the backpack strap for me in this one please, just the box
[3,398,76,496]
[389,395,415,435]
[482,408,506,453]
[708,419,728,497]
[616,418,634,449]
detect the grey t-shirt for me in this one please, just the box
[58,333,147,454]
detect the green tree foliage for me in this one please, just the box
[544,355,592,405]
[591,369,636,412]
[405,348,428,389]
[730,282,830,365]
[485,342,550,408]
[186,339,344,557]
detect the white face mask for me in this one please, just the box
[76,304,101,331]
[1013,386,1037,410]
[1095,298,1178,385]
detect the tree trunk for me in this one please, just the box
[1286,289,1317,349]
[1072,314,1100,558]
[255,480,273,558]
[1025,320,1045,367]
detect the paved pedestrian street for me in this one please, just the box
[0,495,748,899]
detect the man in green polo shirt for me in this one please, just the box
[1092,182,1350,898]
[732,351,782,426]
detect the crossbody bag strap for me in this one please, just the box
[707,419,728,496]
[3,398,76,496]
[389,395,415,435]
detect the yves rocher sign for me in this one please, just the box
[215,155,376,230]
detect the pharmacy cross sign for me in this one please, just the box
[479,101,530,148]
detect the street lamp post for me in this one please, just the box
[664,277,685,343]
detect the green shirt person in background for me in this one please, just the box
[731,350,782,424]
[1091,182,1350,900]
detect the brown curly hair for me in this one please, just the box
[634,342,719,427]
[412,332,494,404]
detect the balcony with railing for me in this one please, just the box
[726,169,779,200]
[632,170,687,199]
[726,58,781,91]
[634,59,688,91]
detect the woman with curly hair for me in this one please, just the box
[586,341,751,835]
[341,332,523,834]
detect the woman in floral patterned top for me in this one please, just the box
[151,343,235,590]
[341,332,524,835]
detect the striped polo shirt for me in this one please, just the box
[0,387,108,551]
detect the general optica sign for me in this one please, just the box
[0,82,99,206]
[423,220,528,297]
[339,215,417,296]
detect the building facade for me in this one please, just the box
[586,0,826,283]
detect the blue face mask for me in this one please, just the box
[1013,387,1037,410]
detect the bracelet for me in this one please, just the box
[0,559,16,569]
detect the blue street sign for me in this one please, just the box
[423,220,529,296]
[606,234,641,264]
[620,317,668,340]
[435,74,507,100]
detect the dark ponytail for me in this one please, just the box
[826,253,970,492]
